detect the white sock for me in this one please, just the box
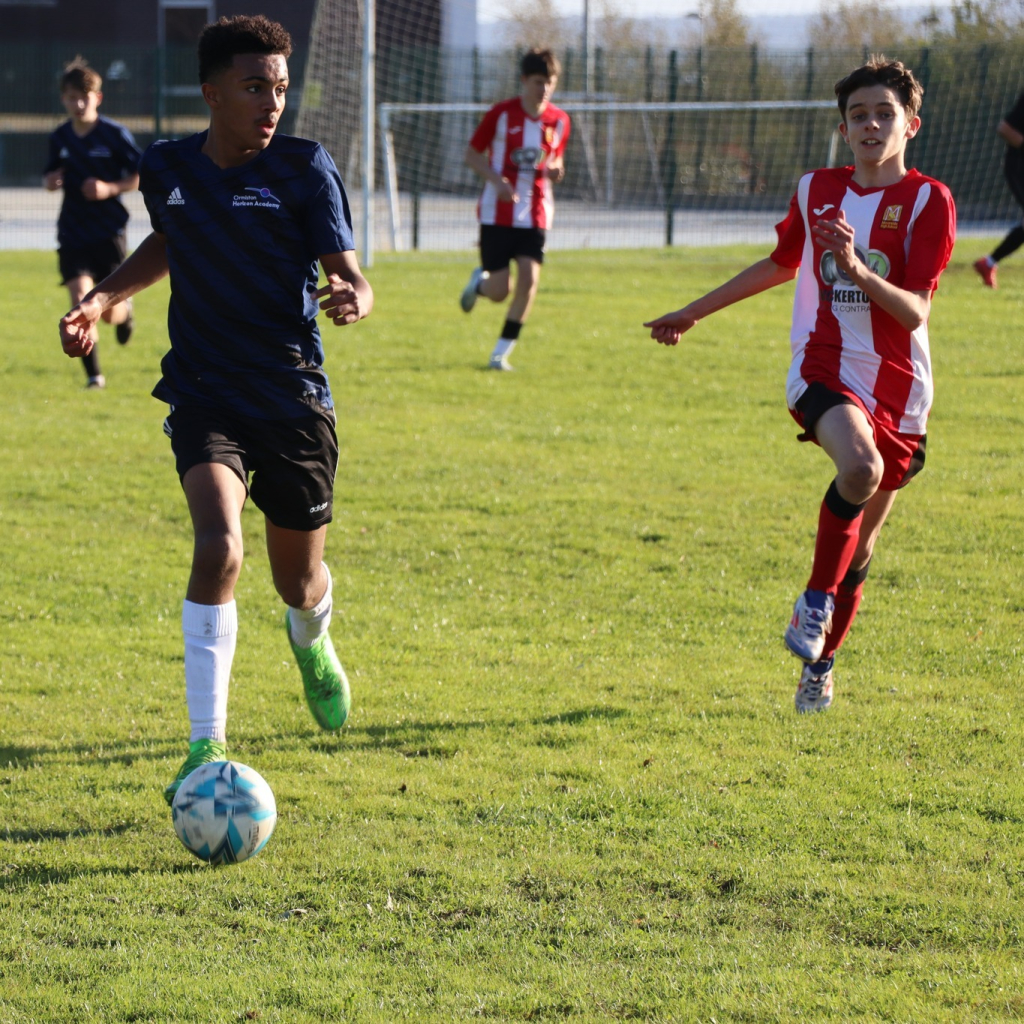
[985,255,997,269]
[182,599,237,743]
[490,338,516,361]
[288,563,333,649]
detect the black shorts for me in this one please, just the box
[58,234,127,285]
[794,380,926,491]
[164,404,339,531]
[479,224,546,272]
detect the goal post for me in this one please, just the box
[377,99,839,256]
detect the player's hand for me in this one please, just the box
[59,297,104,357]
[643,308,700,346]
[811,209,857,270]
[545,158,565,183]
[81,177,114,201]
[316,273,363,326]
[496,178,518,203]
[43,170,64,191]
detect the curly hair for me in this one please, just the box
[835,56,923,120]
[60,57,102,95]
[197,15,292,84]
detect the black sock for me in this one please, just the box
[500,318,523,341]
[992,225,1024,263]
[82,349,101,379]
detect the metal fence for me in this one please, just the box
[2,42,1021,250]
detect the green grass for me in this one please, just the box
[2,242,1024,1022]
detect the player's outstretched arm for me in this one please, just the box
[644,256,797,346]
[317,251,373,327]
[59,232,169,357]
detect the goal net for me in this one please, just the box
[378,99,838,253]
[295,16,1024,257]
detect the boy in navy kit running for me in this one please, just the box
[44,58,140,388]
[58,16,373,800]
[645,57,955,712]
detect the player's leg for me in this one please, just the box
[165,459,248,804]
[976,161,1024,288]
[94,236,134,343]
[823,487,897,658]
[507,254,541,322]
[266,522,350,732]
[795,488,895,713]
[64,272,104,386]
[785,399,883,664]
[478,266,511,303]
[253,412,349,731]
[462,225,511,312]
[488,231,545,371]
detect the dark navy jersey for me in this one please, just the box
[1005,91,1024,134]
[139,132,355,419]
[44,116,141,247]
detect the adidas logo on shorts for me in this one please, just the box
[167,187,185,206]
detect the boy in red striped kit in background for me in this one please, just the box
[644,56,956,712]
[459,48,571,371]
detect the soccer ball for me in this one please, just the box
[171,760,277,865]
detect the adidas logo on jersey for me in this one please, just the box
[167,187,185,206]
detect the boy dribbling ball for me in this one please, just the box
[644,56,956,713]
[58,16,373,801]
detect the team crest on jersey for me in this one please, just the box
[819,244,890,286]
[88,146,112,159]
[880,204,903,230]
[233,186,282,210]
[511,146,542,169]
[820,244,890,309]
[544,125,555,144]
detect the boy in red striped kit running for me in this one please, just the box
[460,48,571,371]
[644,56,956,712]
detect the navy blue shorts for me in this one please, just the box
[164,404,339,531]
[58,234,127,285]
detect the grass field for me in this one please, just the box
[2,243,1024,1022]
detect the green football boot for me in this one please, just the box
[163,738,227,807]
[286,612,351,731]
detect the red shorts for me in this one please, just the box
[789,380,926,492]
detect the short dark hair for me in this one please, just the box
[197,15,292,84]
[60,57,102,94]
[520,48,560,81]
[835,56,923,120]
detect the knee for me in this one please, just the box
[487,275,510,302]
[273,564,323,610]
[192,529,243,584]
[838,455,884,500]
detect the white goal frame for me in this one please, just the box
[377,100,839,256]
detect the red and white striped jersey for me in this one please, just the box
[771,166,956,435]
[469,97,571,229]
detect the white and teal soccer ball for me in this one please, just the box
[171,760,277,865]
